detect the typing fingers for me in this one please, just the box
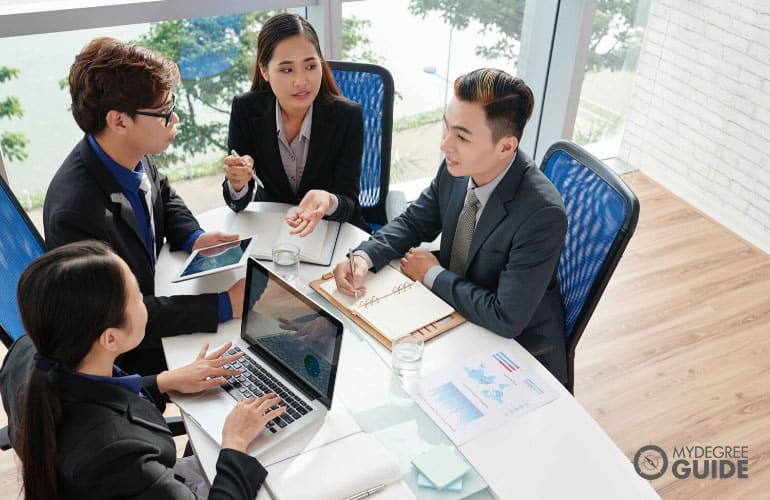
[204,341,234,361]
[195,342,210,360]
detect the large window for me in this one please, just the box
[0,14,276,222]
[342,0,526,185]
[572,0,651,159]
[1,0,616,223]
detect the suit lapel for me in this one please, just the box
[465,153,528,271]
[80,140,152,264]
[298,101,334,195]
[250,96,295,199]
[144,156,162,256]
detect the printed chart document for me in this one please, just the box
[230,207,340,265]
[319,264,455,342]
[407,349,559,446]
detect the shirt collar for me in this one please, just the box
[75,365,144,395]
[466,151,517,208]
[275,104,313,143]
[87,134,144,193]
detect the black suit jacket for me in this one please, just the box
[43,138,219,374]
[0,336,266,499]
[223,91,369,232]
[358,151,569,383]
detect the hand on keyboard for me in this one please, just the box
[221,393,286,453]
[156,341,242,394]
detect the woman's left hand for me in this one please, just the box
[286,189,333,237]
[157,342,242,394]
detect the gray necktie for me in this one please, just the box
[449,189,479,275]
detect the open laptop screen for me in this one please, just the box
[241,258,343,408]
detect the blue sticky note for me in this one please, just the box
[411,446,470,490]
[417,471,463,491]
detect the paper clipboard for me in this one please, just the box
[310,271,465,350]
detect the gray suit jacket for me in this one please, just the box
[357,151,568,383]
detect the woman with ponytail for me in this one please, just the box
[5,241,285,499]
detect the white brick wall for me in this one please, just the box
[619,0,770,253]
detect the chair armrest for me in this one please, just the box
[0,425,11,451]
[165,415,187,437]
[385,190,408,222]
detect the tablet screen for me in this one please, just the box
[177,237,255,280]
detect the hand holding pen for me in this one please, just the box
[332,251,368,299]
[224,149,263,191]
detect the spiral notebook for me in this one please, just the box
[311,264,465,349]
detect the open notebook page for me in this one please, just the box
[231,207,337,263]
[319,265,454,340]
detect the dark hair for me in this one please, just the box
[250,13,340,100]
[17,241,128,500]
[69,37,180,134]
[453,68,535,142]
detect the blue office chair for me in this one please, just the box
[0,173,44,451]
[0,174,45,348]
[540,141,640,394]
[328,61,395,229]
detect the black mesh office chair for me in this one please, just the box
[540,141,640,394]
[328,61,395,230]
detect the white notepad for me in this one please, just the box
[230,207,341,265]
[265,432,402,500]
[320,264,454,340]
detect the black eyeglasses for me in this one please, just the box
[134,94,176,127]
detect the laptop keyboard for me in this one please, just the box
[221,346,314,434]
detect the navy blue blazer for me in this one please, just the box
[357,151,568,383]
[223,91,369,232]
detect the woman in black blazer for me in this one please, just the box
[12,241,285,499]
[223,13,370,234]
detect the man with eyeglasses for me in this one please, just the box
[42,37,246,375]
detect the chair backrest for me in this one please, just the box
[540,141,639,392]
[0,175,45,347]
[328,61,395,228]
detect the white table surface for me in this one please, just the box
[158,202,659,500]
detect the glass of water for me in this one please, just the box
[272,243,300,283]
[392,334,424,380]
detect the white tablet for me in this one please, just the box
[172,236,258,282]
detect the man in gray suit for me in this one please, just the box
[333,68,568,384]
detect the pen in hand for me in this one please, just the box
[230,148,264,188]
[348,248,359,300]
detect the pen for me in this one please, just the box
[343,484,385,500]
[230,148,264,188]
[349,248,359,300]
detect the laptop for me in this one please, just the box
[175,257,344,456]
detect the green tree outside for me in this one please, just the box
[134,12,380,176]
[0,65,29,162]
[408,0,643,71]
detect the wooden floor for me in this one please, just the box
[1,172,768,499]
